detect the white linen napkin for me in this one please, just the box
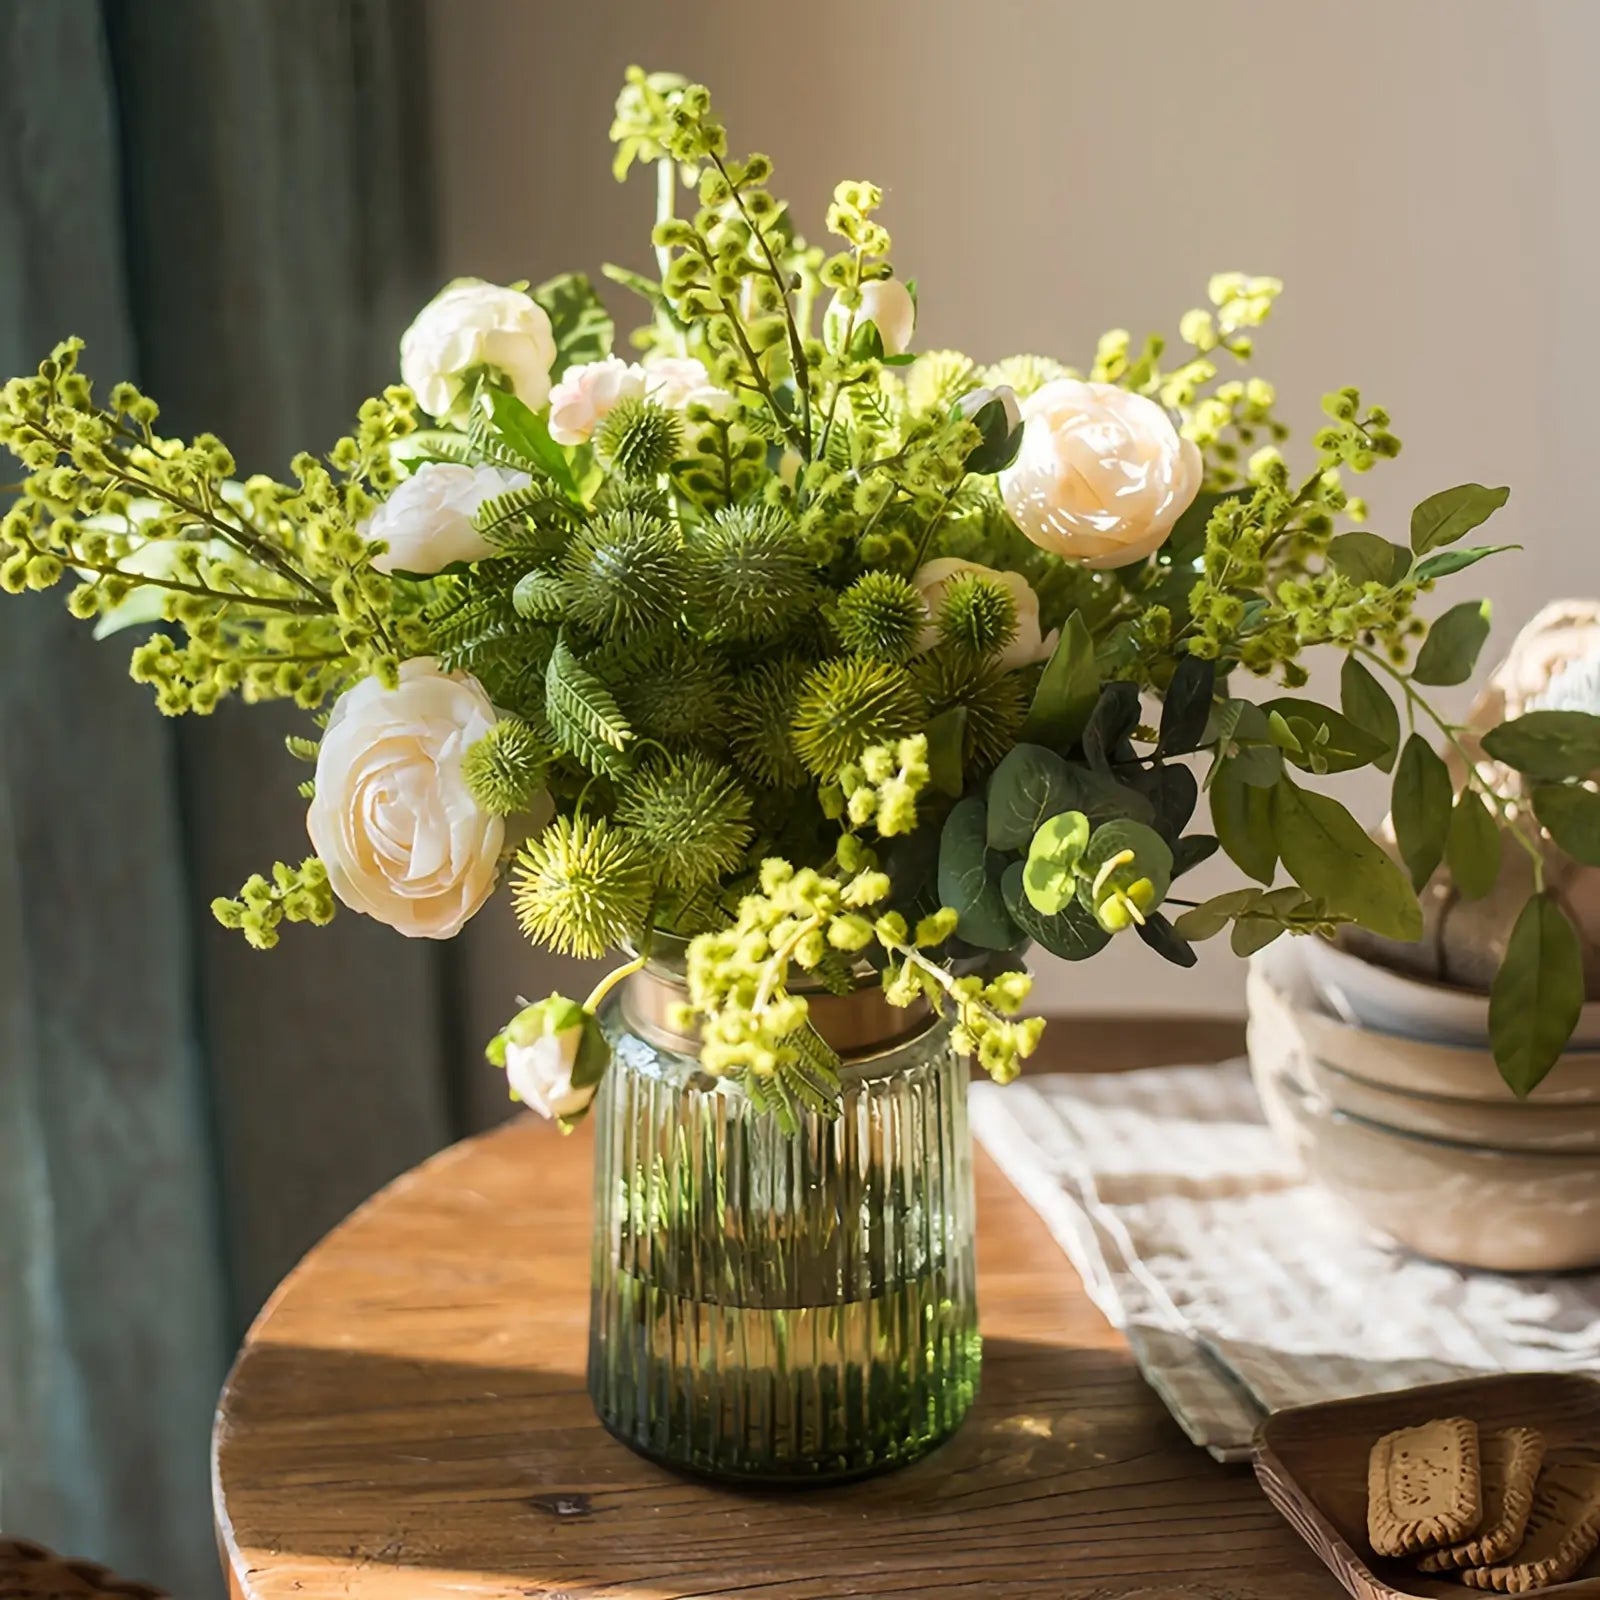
[970,1062,1600,1461]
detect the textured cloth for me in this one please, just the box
[971,1063,1600,1462]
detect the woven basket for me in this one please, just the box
[0,1539,166,1600]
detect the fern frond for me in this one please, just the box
[777,1025,843,1121]
[545,637,634,777]
[512,569,577,622]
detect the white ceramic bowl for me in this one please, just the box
[1248,975,1600,1152]
[1250,1040,1600,1272]
[1302,935,1600,1048]
[1253,941,1600,1104]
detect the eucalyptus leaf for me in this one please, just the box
[1339,656,1400,773]
[1482,711,1600,781]
[1410,482,1511,555]
[1271,776,1422,941]
[1413,543,1519,582]
[1134,761,1200,841]
[1172,888,1261,942]
[1231,742,1285,789]
[1392,734,1453,890]
[1533,783,1600,866]
[1230,916,1285,957]
[1078,818,1173,927]
[1020,611,1099,750]
[1171,832,1219,878]
[1023,809,1091,914]
[1159,653,1215,755]
[1326,531,1410,586]
[1211,764,1277,885]
[986,744,1077,851]
[1000,861,1111,962]
[936,797,1017,950]
[1489,893,1583,1096]
[1447,788,1502,898]
[1082,679,1142,772]
[1412,600,1492,686]
[1136,913,1197,968]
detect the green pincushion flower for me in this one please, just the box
[831,571,925,662]
[790,658,924,779]
[511,815,652,958]
[616,751,753,890]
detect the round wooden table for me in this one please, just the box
[213,1017,1342,1600]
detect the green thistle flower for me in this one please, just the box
[982,353,1072,398]
[728,656,811,788]
[912,648,1026,774]
[616,636,731,744]
[937,571,1018,659]
[790,658,924,779]
[617,751,753,890]
[462,716,551,816]
[561,508,687,638]
[511,814,652,958]
[690,503,817,642]
[904,349,977,416]
[831,570,925,662]
[594,396,683,482]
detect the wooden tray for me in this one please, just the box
[1254,1373,1600,1599]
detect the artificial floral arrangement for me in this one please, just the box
[2,68,1594,1126]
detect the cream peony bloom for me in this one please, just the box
[641,353,733,414]
[399,278,557,421]
[824,277,916,358]
[547,357,647,446]
[999,379,1203,568]
[362,462,526,575]
[308,659,505,939]
[912,557,1056,673]
[501,995,598,1122]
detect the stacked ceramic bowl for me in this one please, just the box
[1247,938,1600,1272]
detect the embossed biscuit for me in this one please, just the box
[1367,1415,1482,1557]
[1417,1426,1545,1571]
[1460,1457,1600,1593]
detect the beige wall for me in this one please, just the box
[430,0,1600,1030]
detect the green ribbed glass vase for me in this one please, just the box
[587,970,980,1483]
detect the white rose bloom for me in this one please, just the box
[399,278,557,421]
[912,557,1055,674]
[1000,378,1202,569]
[501,995,598,1122]
[307,658,505,939]
[641,354,733,414]
[824,277,916,358]
[361,462,526,576]
[547,357,647,446]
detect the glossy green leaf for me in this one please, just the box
[1211,764,1277,885]
[1000,861,1111,961]
[1172,887,1261,942]
[1327,531,1410,586]
[986,744,1077,851]
[1392,734,1453,890]
[1412,599,1492,686]
[487,390,580,499]
[1481,710,1600,781]
[1533,783,1600,866]
[1230,916,1285,957]
[1339,656,1400,773]
[1489,893,1583,1095]
[1082,680,1142,772]
[1171,832,1219,878]
[1410,483,1511,554]
[936,797,1016,950]
[1020,610,1099,750]
[1271,776,1422,941]
[1413,543,1518,583]
[1022,810,1091,915]
[1445,788,1501,899]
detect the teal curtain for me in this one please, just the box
[0,3,445,1592]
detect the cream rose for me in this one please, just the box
[824,277,916,358]
[547,357,647,446]
[1000,379,1203,568]
[399,278,557,421]
[500,994,600,1122]
[307,659,505,939]
[912,557,1055,673]
[641,354,733,414]
[362,462,526,575]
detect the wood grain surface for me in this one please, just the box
[214,1014,1349,1600]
